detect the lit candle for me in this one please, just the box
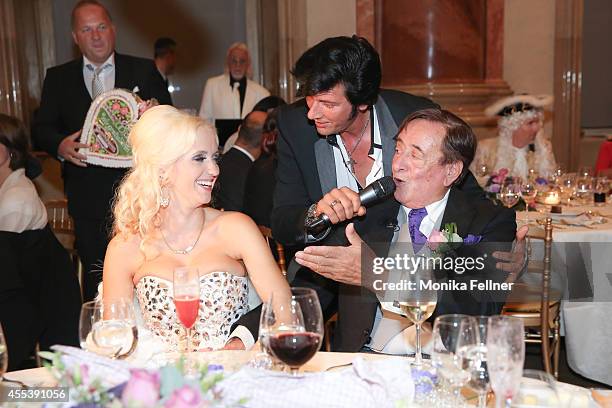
[543,191,560,205]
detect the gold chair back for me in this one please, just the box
[503,217,560,378]
[258,225,287,276]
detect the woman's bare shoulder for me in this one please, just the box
[107,232,141,255]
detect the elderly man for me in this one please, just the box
[32,0,171,301]
[296,108,517,353]
[198,43,270,124]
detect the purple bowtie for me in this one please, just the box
[408,208,428,253]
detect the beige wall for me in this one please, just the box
[503,0,556,146]
[305,0,356,47]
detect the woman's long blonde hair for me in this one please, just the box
[112,105,216,257]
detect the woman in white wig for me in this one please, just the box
[472,94,557,181]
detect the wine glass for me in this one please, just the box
[457,316,490,408]
[431,314,479,406]
[79,299,138,359]
[394,266,437,367]
[575,177,593,204]
[486,315,525,408]
[499,184,521,208]
[513,369,560,407]
[249,295,278,370]
[173,267,200,354]
[520,181,538,209]
[0,323,8,377]
[593,177,609,205]
[266,287,323,375]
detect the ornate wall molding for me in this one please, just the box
[553,0,583,171]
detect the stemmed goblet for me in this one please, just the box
[173,267,200,355]
[486,315,525,408]
[394,266,437,367]
[431,314,479,407]
[499,183,521,208]
[458,316,490,408]
[265,287,323,376]
[79,299,138,359]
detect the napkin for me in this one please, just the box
[218,356,414,408]
[50,345,131,388]
[557,214,607,227]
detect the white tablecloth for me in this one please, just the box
[517,203,612,386]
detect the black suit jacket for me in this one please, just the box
[213,147,254,211]
[32,53,172,220]
[429,187,516,318]
[244,153,277,227]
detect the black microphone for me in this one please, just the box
[307,176,396,235]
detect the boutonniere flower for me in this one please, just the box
[427,223,482,256]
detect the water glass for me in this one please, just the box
[432,314,479,406]
[79,299,138,359]
[486,316,525,408]
[458,316,490,408]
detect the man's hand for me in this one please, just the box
[316,187,366,225]
[223,337,246,350]
[58,130,88,167]
[137,98,159,117]
[493,225,529,281]
[295,223,363,285]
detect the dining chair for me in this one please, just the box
[502,217,561,378]
[44,199,83,297]
[257,225,287,276]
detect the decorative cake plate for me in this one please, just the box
[79,89,141,168]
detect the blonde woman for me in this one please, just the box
[103,105,290,351]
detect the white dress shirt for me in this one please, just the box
[0,169,47,232]
[82,54,115,98]
[332,106,384,190]
[367,190,450,354]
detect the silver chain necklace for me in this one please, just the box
[343,116,370,169]
[160,210,205,255]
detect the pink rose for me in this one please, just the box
[427,230,447,251]
[498,168,509,178]
[120,107,129,116]
[121,369,160,408]
[112,102,120,111]
[164,385,206,408]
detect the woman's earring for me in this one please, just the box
[160,187,170,208]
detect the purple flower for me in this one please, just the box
[486,183,501,193]
[463,234,482,245]
[535,177,548,185]
[121,369,160,408]
[164,385,205,408]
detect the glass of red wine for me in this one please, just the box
[173,267,200,356]
[265,287,323,376]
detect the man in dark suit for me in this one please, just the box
[213,110,266,212]
[228,36,525,351]
[32,0,171,301]
[292,108,517,353]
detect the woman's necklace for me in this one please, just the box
[344,116,370,169]
[160,209,205,255]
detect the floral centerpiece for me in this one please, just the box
[40,351,245,407]
[482,168,536,211]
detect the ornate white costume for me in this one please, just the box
[472,95,557,182]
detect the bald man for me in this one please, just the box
[213,111,267,211]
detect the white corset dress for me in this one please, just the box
[135,272,249,351]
